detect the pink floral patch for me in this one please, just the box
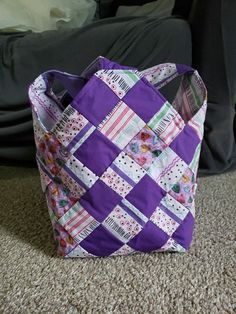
[46,181,77,219]
[52,221,78,256]
[169,167,196,209]
[124,125,167,169]
[37,133,70,176]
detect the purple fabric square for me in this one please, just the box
[128,221,169,252]
[172,212,194,250]
[72,76,119,126]
[125,175,166,218]
[74,129,121,176]
[80,179,122,222]
[123,79,165,122]
[80,225,123,256]
[169,124,200,165]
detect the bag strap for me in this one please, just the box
[140,63,195,89]
[28,57,134,132]
[29,58,207,133]
[141,63,207,124]
[28,70,88,131]
[30,56,134,105]
[80,56,137,79]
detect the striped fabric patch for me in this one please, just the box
[173,74,206,124]
[95,69,140,99]
[189,143,201,175]
[178,76,200,123]
[98,101,145,149]
[59,202,99,243]
[148,102,185,145]
[188,100,207,140]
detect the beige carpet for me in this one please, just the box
[0,166,235,314]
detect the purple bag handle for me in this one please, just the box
[140,63,196,91]
[31,57,194,102]
[29,57,206,134]
[35,58,194,101]
[37,56,136,99]
[42,71,86,99]
[80,56,137,80]
[28,57,135,132]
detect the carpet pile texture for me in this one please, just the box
[0,166,235,313]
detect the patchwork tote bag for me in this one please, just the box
[29,56,207,258]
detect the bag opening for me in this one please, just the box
[141,63,207,124]
[29,71,88,132]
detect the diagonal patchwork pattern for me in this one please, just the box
[30,56,207,258]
